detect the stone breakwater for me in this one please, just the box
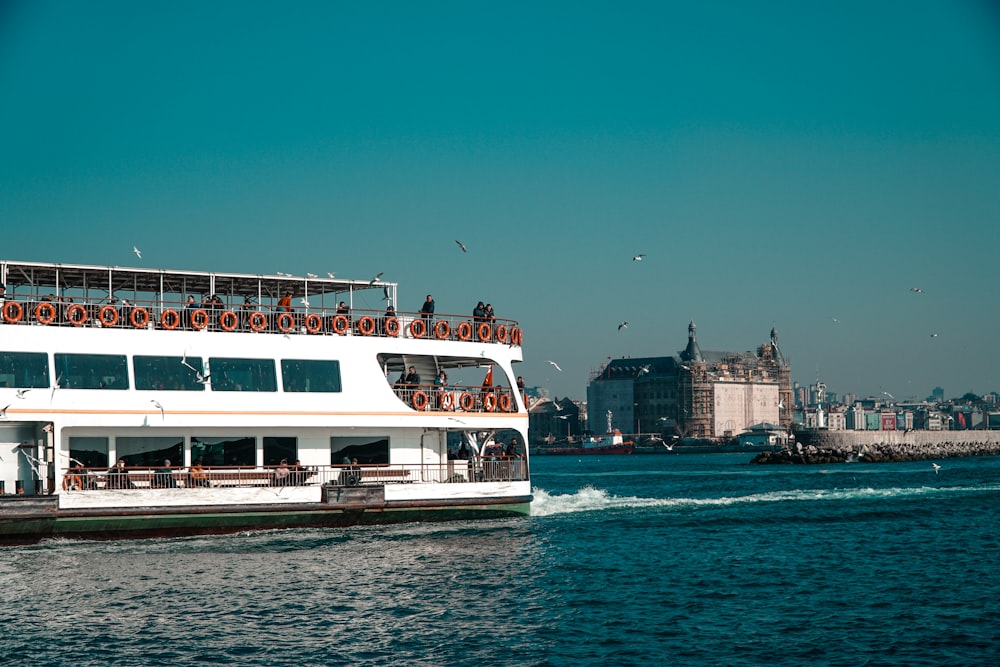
[751,430,1000,465]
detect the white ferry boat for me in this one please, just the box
[0,259,530,545]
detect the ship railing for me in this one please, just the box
[0,296,522,345]
[393,383,519,413]
[60,460,527,491]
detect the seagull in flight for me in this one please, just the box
[369,272,384,285]
[455,240,467,253]
[618,321,629,331]
[151,400,164,419]
[0,404,8,419]
[910,287,923,293]
[132,246,142,259]
[882,391,894,400]
[50,374,62,402]
[930,333,939,338]
[932,463,941,474]
[546,360,563,372]
[638,364,651,375]
[300,297,310,308]
[181,355,209,382]
[831,317,840,324]
[15,389,29,399]
[327,272,336,278]
[632,254,645,262]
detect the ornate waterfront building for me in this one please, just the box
[586,322,793,440]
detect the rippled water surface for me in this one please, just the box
[3,453,999,666]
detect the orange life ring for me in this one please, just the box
[499,393,512,412]
[62,474,82,491]
[358,316,375,336]
[384,317,399,337]
[332,314,349,334]
[510,327,523,346]
[495,324,509,344]
[457,321,472,341]
[304,313,322,334]
[129,306,150,329]
[277,312,295,333]
[411,390,429,410]
[161,309,180,330]
[477,322,492,342]
[459,391,474,411]
[484,393,497,412]
[190,308,209,330]
[440,392,454,410]
[35,302,56,325]
[249,311,267,332]
[409,319,426,338]
[219,310,239,331]
[67,303,88,326]
[99,305,119,327]
[2,301,22,323]
[434,320,450,340]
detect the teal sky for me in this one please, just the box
[2,1,999,402]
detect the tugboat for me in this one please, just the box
[543,411,634,455]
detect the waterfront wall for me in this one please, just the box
[752,430,1000,464]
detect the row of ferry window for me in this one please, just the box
[0,351,341,392]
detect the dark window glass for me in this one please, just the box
[54,353,129,390]
[134,355,205,391]
[280,359,342,392]
[191,436,255,466]
[208,358,276,392]
[330,436,389,465]
[69,436,109,469]
[0,351,49,388]
[263,436,297,466]
[116,436,183,467]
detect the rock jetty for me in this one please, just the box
[751,430,1000,465]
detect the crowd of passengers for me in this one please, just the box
[62,457,314,491]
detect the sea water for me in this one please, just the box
[2,453,999,666]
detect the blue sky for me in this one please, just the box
[2,1,999,402]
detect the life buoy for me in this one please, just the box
[1,301,22,323]
[510,327,523,346]
[277,312,295,333]
[459,391,474,411]
[219,310,238,331]
[495,324,509,344]
[457,321,472,341]
[99,305,119,327]
[62,474,82,491]
[249,311,267,332]
[345,474,360,487]
[304,313,322,334]
[190,308,209,331]
[434,320,450,340]
[477,322,492,342]
[484,393,497,412]
[67,303,87,326]
[129,306,150,329]
[499,393,512,412]
[411,390,429,410]
[384,317,399,337]
[161,309,180,330]
[409,319,426,338]
[332,314,349,334]
[35,302,56,325]
[440,392,454,410]
[358,316,375,336]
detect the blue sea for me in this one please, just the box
[2,453,999,666]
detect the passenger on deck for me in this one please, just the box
[290,459,307,485]
[183,295,197,329]
[153,459,177,489]
[272,459,290,486]
[403,365,420,401]
[240,296,255,331]
[380,305,396,335]
[517,376,526,400]
[472,301,486,323]
[277,290,293,313]
[485,304,495,323]
[434,370,449,408]
[505,437,521,458]
[420,294,435,320]
[106,459,136,489]
[188,457,210,487]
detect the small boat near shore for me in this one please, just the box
[0,258,531,545]
[537,411,634,455]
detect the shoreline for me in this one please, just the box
[751,430,1000,464]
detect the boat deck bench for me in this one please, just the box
[95,469,317,489]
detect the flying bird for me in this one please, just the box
[910,287,923,293]
[326,272,336,278]
[932,463,941,474]
[151,400,164,419]
[455,240,467,253]
[632,254,645,262]
[369,272,384,285]
[882,391,895,400]
[300,297,310,308]
[0,404,8,419]
[15,389,29,399]
[132,246,142,259]
[831,317,840,324]
[638,364,651,375]
[546,360,562,372]
[618,321,629,330]
[930,333,939,338]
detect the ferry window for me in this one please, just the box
[115,436,183,467]
[280,359,342,393]
[134,355,205,391]
[191,436,255,467]
[69,436,109,469]
[331,436,389,466]
[264,436,297,466]
[54,353,129,390]
[208,358,277,392]
[0,351,50,388]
